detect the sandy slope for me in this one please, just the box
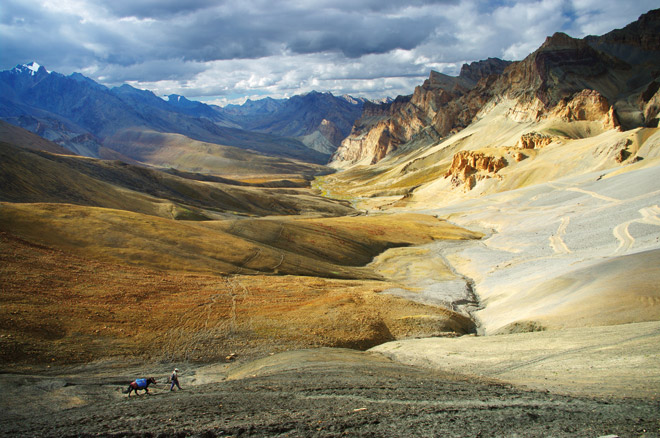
[321,104,660,334]
[323,116,660,400]
[421,162,660,333]
[372,320,660,398]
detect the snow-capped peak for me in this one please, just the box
[26,62,41,74]
[11,62,47,76]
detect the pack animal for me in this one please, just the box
[124,377,157,396]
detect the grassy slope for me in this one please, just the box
[0,203,481,279]
[103,128,331,178]
[0,205,479,364]
[0,140,354,219]
[0,128,486,364]
[0,120,73,155]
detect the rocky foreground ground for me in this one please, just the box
[2,348,658,437]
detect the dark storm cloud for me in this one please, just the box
[2,0,658,103]
[133,3,447,61]
[101,0,220,19]
[284,14,438,58]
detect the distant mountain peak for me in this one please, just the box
[165,94,196,105]
[12,62,48,76]
[459,58,513,82]
[539,32,584,50]
[165,94,184,102]
[25,61,41,74]
[340,95,366,105]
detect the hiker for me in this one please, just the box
[169,368,182,391]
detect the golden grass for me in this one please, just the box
[0,203,481,280]
[104,128,329,177]
[0,230,474,365]
[0,140,354,220]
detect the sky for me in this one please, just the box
[1,0,657,105]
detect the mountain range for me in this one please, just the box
[1,8,659,429]
[0,65,368,167]
[331,10,660,168]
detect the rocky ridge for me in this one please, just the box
[330,58,512,168]
[331,9,660,170]
[444,150,509,191]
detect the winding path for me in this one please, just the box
[613,204,660,254]
[549,216,571,254]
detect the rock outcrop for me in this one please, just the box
[517,132,556,149]
[444,151,508,191]
[548,89,620,130]
[640,81,660,127]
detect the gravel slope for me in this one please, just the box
[2,348,658,437]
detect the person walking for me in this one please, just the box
[169,368,182,391]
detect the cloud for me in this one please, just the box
[1,0,657,104]
[567,0,660,36]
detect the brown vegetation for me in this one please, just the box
[0,226,474,366]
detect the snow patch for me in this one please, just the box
[26,62,41,74]
[11,62,46,76]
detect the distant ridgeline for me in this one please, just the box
[0,64,368,166]
[2,9,659,172]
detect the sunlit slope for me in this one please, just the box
[373,321,660,398]
[103,128,331,178]
[0,140,353,219]
[433,161,660,333]
[318,102,660,211]
[0,207,480,364]
[318,103,660,334]
[0,203,481,280]
[205,213,482,268]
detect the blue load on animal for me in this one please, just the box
[124,377,157,396]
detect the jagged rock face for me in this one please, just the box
[460,58,514,83]
[548,89,620,130]
[491,31,630,120]
[333,10,660,170]
[330,59,511,168]
[517,132,556,149]
[586,8,660,55]
[640,81,660,127]
[330,95,433,166]
[444,151,508,191]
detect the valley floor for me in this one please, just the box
[2,123,660,436]
[1,348,658,438]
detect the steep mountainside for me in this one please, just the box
[0,65,328,164]
[330,58,512,167]
[223,92,365,155]
[331,10,660,169]
[0,120,71,155]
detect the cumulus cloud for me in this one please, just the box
[1,0,657,104]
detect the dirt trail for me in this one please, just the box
[2,348,658,437]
